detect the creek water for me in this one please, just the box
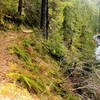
[93,34,100,61]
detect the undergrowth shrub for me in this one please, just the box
[8,46,36,72]
[46,33,67,61]
[17,74,46,94]
[9,46,32,62]
[22,32,68,69]
[7,62,48,94]
[7,32,84,99]
[22,34,48,54]
[23,0,41,27]
[1,0,18,21]
[23,39,33,47]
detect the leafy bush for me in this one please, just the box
[23,36,45,53]
[23,39,33,47]
[23,0,41,27]
[1,0,18,17]
[46,33,67,60]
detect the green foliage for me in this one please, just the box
[46,33,67,60]
[0,0,18,19]
[23,39,32,47]
[0,0,41,26]
[17,74,45,93]
[23,0,41,26]
[22,34,66,61]
[62,0,98,50]
[9,46,32,62]
[23,35,45,53]
[1,0,99,99]
[49,0,66,34]
[62,0,98,64]
[0,0,18,14]
[66,94,82,100]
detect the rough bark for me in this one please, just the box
[40,0,48,39]
[18,0,22,16]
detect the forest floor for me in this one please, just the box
[0,31,18,83]
[0,28,83,100]
[0,27,33,82]
[0,29,37,100]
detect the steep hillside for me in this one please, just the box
[0,29,82,100]
[0,0,99,99]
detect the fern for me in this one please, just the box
[9,46,32,62]
[18,74,44,93]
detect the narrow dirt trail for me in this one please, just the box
[0,31,18,83]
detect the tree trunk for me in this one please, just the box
[18,0,22,16]
[40,0,48,39]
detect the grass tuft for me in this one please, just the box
[17,74,45,94]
